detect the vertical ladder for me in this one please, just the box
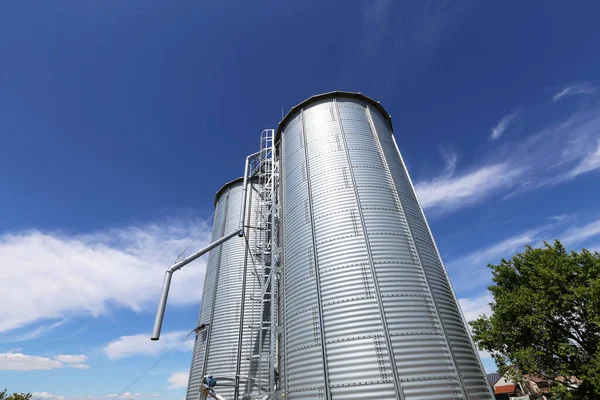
[243,129,279,399]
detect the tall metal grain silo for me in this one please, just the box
[277,92,493,400]
[186,178,271,400]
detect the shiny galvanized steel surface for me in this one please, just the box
[186,180,266,400]
[279,95,492,400]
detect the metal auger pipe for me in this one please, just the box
[239,150,260,235]
[239,155,251,236]
[151,228,241,340]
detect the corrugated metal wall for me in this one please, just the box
[279,95,492,400]
[186,179,266,400]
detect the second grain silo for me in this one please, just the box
[277,92,493,400]
[186,177,272,400]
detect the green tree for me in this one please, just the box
[471,240,600,399]
[5,394,32,400]
[0,391,31,400]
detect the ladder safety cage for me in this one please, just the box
[152,129,281,400]
[240,129,280,399]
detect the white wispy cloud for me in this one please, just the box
[103,330,194,360]
[0,218,212,335]
[167,371,189,389]
[445,217,600,296]
[340,0,471,95]
[529,110,600,186]
[566,140,600,179]
[553,83,595,101]
[0,353,62,371]
[490,110,520,140]
[453,220,600,369]
[439,148,458,177]
[549,214,569,221]
[415,102,600,213]
[53,354,88,364]
[445,229,543,294]
[459,294,493,324]
[341,0,393,84]
[3,320,70,343]
[32,393,65,400]
[415,162,521,212]
[458,229,542,267]
[562,218,600,246]
[458,294,493,363]
[71,363,90,369]
[0,352,90,371]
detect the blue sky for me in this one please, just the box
[1,1,600,398]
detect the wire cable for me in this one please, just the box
[175,211,216,263]
[111,329,196,400]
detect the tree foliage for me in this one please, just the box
[0,390,32,400]
[7,395,31,400]
[471,240,600,399]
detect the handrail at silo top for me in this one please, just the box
[275,91,394,144]
[213,151,262,206]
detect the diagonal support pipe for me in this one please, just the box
[151,152,259,341]
[151,229,242,340]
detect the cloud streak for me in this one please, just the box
[0,218,212,335]
[459,294,493,324]
[0,320,69,343]
[562,218,600,247]
[445,229,543,294]
[53,354,88,364]
[452,218,600,369]
[447,217,600,372]
[167,371,190,389]
[32,393,65,400]
[566,140,600,179]
[415,162,521,212]
[0,352,90,371]
[445,218,600,296]
[340,0,472,95]
[458,294,494,367]
[103,330,194,360]
[490,110,519,140]
[553,83,595,101]
[415,102,600,213]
